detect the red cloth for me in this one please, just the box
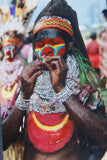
[87,40,100,69]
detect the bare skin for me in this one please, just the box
[2,56,107,159]
[2,108,25,150]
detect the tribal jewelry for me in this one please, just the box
[29,54,80,114]
[15,92,30,111]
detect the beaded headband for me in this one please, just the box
[2,37,21,48]
[33,16,74,37]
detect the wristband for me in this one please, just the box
[15,92,30,111]
[52,85,72,104]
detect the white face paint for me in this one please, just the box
[3,46,15,60]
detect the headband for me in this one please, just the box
[2,37,21,48]
[33,16,74,37]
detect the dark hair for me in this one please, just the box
[102,9,107,17]
[90,32,97,40]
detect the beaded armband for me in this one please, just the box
[15,92,30,111]
[52,85,72,104]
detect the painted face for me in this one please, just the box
[34,29,66,60]
[3,45,17,61]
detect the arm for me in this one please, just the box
[64,96,107,146]
[2,59,44,150]
[45,55,107,147]
[2,108,26,150]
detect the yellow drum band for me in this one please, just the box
[32,112,69,131]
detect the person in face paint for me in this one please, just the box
[0,30,25,119]
[34,29,66,61]
[2,0,107,160]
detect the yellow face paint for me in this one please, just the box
[34,37,65,60]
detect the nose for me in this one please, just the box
[5,50,11,56]
[42,46,54,57]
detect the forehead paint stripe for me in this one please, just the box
[54,43,65,56]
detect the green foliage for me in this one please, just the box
[100,77,106,88]
[72,47,107,108]
[24,58,28,67]
[72,47,99,88]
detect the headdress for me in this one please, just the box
[0,17,25,48]
[33,0,88,59]
[0,0,38,48]
[33,16,73,37]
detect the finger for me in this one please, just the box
[46,56,63,64]
[46,56,66,69]
[30,60,44,72]
[45,62,53,72]
[49,58,67,72]
[28,70,43,84]
[21,61,44,79]
[48,60,60,70]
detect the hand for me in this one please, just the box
[45,56,68,93]
[21,59,44,99]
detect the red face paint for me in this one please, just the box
[35,37,65,60]
[3,45,17,61]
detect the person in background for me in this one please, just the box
[102,8,107,22]
[2,0,107,160]
[86,32,100,75]
[0,17,26,160]
[98,8,107,88]
[99,29,107,88]
[0,18,25,120]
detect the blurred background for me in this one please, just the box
[0,0,106,39]
[30,0,106,43]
